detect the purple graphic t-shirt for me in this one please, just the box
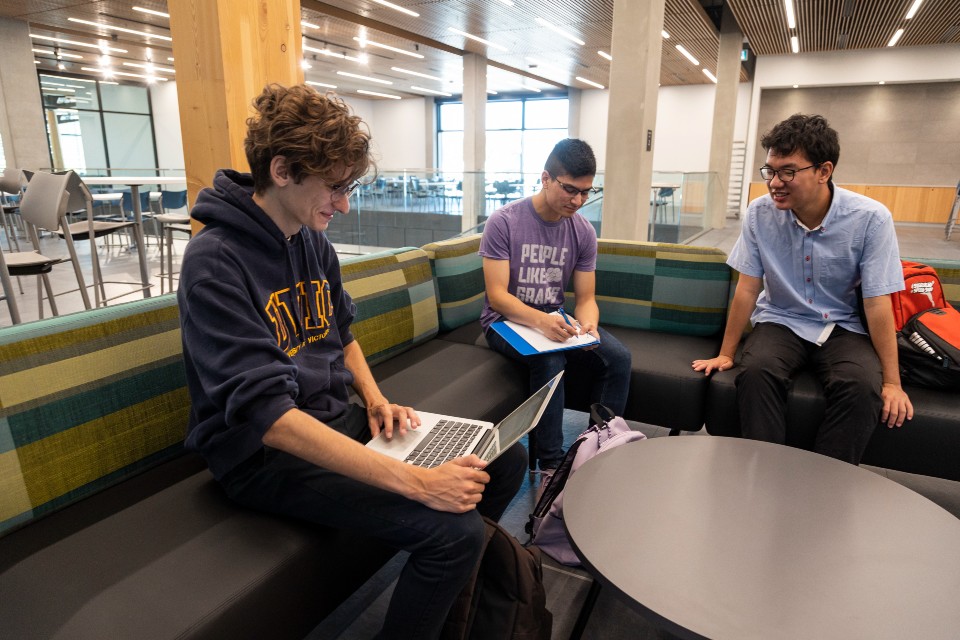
[479,196,597,331]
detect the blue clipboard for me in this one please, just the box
[490,320,599,356]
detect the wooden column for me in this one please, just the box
[167,0,304,229]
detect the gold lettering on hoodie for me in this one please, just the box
[265,279,333,354]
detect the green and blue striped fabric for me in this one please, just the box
[910,257,960,309]
[583,239,732,336]
[0,295,189,536]
[342,247,439,365]
[422,235,485,332]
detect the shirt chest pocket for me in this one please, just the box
[818,257,852,290]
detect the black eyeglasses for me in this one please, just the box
[759,164,818,182]
[328,179,361,199]
[550,174,600,198]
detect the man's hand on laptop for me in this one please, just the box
[368,402,420,440]
[412,456,490,513]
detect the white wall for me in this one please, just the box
[577,83,753,174]
[150,81,184,172]
[743,44,960,197]
[341,95,428,171]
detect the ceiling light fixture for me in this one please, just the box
[31,34,127,54]
[495,0,515,5]
[301,20,320,30]
[301,60,312,70]
[370,0,419,17]
[304,44,367,63]
[411,86,452,96]
[791,35,800,53]
[337,71,393,85]
[784,0,797,30]
[357,89,402,99]
[598,50,612,61]
[887,29,904,46]
[352,36,424,58]
[68,17,172,42]
[132,6,170,19]
[448,28,509,52]
[82,66,166,81]
[306,80,337,89]
[575,76,604,89]
[124,62,174,74]
[702,69,718,83]
[675,45,699,66]
[391,67,443,81]
[879,80,886,85]
[905,0,923,19]
[662,30,670,39]
[535,18,585,46]
[32,47,54,55]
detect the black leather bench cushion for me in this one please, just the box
[601,328,722,431]
[0,467,396,640]
[704,366,960,482]
[371,340,528,421]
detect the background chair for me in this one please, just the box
[57,172,150,307]
[1,171,92,323]
[154,190,192,293]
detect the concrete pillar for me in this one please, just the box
[424,96,436,171]
[706,4,743,230]
[167,0,304,219]
[567,88,582,139]
[601,0,665,241]
[0,18,53,171]
[462,53,486,233]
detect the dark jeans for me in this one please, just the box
[736,322,882,464]
[218,403,526,640]
[486,324,632,469]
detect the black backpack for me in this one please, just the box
[898,305,960,390]
[441,516,552,640]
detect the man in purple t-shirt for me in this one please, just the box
[480,138,631,472]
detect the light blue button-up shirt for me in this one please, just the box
[728,185,905,344]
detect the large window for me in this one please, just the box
[437,96,569,179]
[39,73,158,175]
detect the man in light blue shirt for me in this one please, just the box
[693,114,913,464]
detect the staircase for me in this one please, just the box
[727,140,746,218]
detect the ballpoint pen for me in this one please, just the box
[557,308,581,336]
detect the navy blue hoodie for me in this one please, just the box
[178,169,357,479]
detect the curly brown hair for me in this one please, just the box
[244,84,375,194]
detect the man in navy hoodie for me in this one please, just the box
[177,84,526,639]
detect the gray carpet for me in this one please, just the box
[307,411,960,639]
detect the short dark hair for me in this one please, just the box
[544,138,596,179]
[244,84,375,194]
[760,114,840,170]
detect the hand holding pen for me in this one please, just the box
[557,308,582,336]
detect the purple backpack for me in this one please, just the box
[526,404,647,566]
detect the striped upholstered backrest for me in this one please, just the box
[587,239,732,336]
[910,257,960,309]
[341,247,439,366]
[422,234,484,332]
[0,295,189,536]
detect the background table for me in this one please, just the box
[81,176,185,297]
[564,437,960,640]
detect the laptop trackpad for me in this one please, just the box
[368,425,425,455]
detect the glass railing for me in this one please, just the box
[327,169,607,255]
[646,171,720,245]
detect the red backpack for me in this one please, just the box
[892,261,960,389]
[892,260,947,332]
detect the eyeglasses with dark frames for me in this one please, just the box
[759,164,818,182]
[550,174,600,199]
[328,179,362,199]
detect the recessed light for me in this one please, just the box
[905,0,923,19]
[306,81,337,89]
[702,69,718,83]
[790,36,800,53]
[357,89,401,100]
[887,29,904,47]
[337,71,393,85]
[598,50,613,61]
[411,86,452,97]
[676,45,699,66]
[535,18,585,46]
[575,76,604,89]
[370,0,419,18]
[392,67,443,82]
[31,34,127,54]
[448,28,508,52]
[68,17,172,42]
[132,6,170,19]
[352,37,424,59]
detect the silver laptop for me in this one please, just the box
[366,371,563,468]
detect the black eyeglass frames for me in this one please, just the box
[550,174,600,198]
[759,164,818,182]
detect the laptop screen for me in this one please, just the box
[479,371,563,462]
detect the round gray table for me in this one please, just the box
[563,437,960,640]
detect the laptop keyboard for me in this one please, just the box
[404,420,484,468]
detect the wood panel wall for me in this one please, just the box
[746,182,956,224]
